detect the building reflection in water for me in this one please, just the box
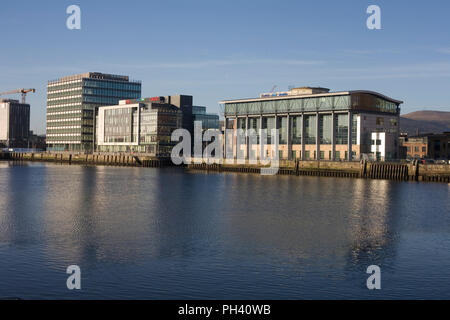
[1,162,401,277]
[346,179,400,266]
[0,162,47,245]
[40,165,163,265]
[219,174,400,274]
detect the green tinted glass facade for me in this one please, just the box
[46,73,141,152]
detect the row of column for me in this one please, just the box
[226,111,353,161]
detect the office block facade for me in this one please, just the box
[0,99,30,148]
[192,106,220,130]
[96,97,182,156]
[221,87,403,161]
[46,72,141,152]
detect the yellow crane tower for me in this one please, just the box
[0,88,36,104]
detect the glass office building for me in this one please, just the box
[96,97,182,157]
[192,106,220,130]
[221,87,403,161]
[46,72,141,152]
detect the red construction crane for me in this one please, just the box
[0,88,36,104]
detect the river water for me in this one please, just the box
[0,161,449,299]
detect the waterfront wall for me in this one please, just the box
[187,159,450,183]
[0,152,10,160]
[6,152,171,168]
[3,152,450,183]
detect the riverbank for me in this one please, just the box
[187,159,450,183]
[3,152,450,183]
[4,152,171,168]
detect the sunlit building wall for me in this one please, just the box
[46,72,141,153]
[220,87,403,161]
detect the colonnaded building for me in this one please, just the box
[220,87,403,161]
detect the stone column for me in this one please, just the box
[260,115,264,162]
[331,111,336,161]
[348,111,353,161]
[223,117,227,160]
[246,116,249,161]
[316,112,320,161]
[274,114,278,159]
[287,114,292,160]
[301,114,306,161]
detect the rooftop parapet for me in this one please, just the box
[48,72,141,85]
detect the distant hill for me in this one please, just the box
[400,111,450,136]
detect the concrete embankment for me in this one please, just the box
[6,152,172,168]
[0,152,10,160]
[187,160,450,183]
[4,153,450,183]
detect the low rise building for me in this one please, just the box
[220,86,403,161]
[0,99,30,148]
[95,94,220,157]
[401,132,450,160]
[96,97,182,157]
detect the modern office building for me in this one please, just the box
[220,87,403,161]
[0,99,30,148]
[401,132,450,160]
[95,95,220,156]
[192,106,220,130]
[46,72,141,153]
[96,97,182,156]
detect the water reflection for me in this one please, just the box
[1,162,450,299]
[41,165,164,265]
[219,175,399,270]
[0,162,47,244]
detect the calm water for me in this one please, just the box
[0,161,449,300]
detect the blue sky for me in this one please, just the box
[1,0,450,134]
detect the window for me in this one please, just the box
[304,115,317,145]
[291,116,302,144]
[335,114,348,145]
[414,147,419,152]
[422,147,426,152]
[376,117,384,125]
[278,117,288,144]
[305,151,310,159]
[320,151,325,160]
[319,114,332,144]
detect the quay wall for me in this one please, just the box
[187,159,450,183]
[6,152,171,168]
[3,153,450,183]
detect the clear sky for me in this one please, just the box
[1,0,450,134]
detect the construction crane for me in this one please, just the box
[0,88,36,104]
[270,85,278,94]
